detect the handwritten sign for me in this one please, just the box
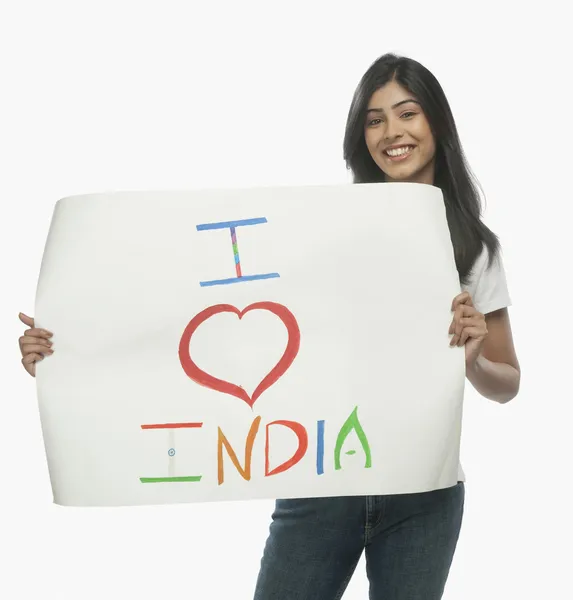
[34,182,465,507]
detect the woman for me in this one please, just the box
[19,53,520,599]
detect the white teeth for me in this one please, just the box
[386,145,414,157]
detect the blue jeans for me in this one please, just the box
[253,482,464,599]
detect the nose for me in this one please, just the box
[384,117,404,142]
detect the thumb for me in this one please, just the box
[19,312,35,327]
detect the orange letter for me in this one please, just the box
[265,420,308,477]
[218,416,261,485]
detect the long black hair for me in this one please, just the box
[343,53,500,286]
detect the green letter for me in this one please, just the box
[334,407,372,470]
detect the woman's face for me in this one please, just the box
[364,80,436,185]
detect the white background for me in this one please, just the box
[1,1,570,598]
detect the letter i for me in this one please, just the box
[316,420,325,475]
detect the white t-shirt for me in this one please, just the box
[457,244,512,482]
[462,244,512,316]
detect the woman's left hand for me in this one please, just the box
[449,291,488,368]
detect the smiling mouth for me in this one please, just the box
[384,145,416,161]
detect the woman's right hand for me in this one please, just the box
[18,313,54,377]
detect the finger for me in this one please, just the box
[452,324,473,347]
[453,305,481,334]
[450,322,462,346]
[24,327,53,338]
[455,304,478,318]
[19,313,35,328]
[22,352,44,365]
[449,316,470,335]
[451,291,471,311]
[20,336,52,349]
[21,344,54,356]
[459,316,482,327]
[455,312,486,338]
[453,304,483,321]
[22,353,43,377]
[454,305,466,336]
[451,292,474,311]
[450,305,468,345]
[450,314,460,345]
[449,321,460,340]
[459,326,486,346]
[458,329,471,346]
[450,300,483,346]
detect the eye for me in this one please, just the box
[401,111,416,119]
[367,118,382,127]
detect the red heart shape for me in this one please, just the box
[178,302,301,408]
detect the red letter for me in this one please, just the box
[265,420,308,477]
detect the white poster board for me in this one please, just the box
[34,182,465,507]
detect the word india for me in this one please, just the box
[139,217,372,485]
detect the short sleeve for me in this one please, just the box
[461,244,512,315]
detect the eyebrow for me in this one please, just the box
[365,99,420,115]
